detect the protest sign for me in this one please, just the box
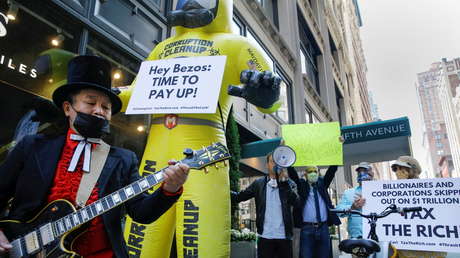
[281,122,343,166]
[362,178,460,253]
[126,56,226,114]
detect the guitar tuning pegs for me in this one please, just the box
[183,148,194,158]
[203,167,209,174]
[223,160,228,167]
[214,163,219,169]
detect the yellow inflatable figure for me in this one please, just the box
[121,0,281,257]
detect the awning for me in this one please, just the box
[341,117,412,165]
[239,137,282,176]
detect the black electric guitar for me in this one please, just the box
[0,143,230,258]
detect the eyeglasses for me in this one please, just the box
[306,169,318,174]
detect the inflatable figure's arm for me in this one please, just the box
[228,43,282,114]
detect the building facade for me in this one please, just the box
[0,0,372,256]
[416,62,454,177]
[438,57,460,178]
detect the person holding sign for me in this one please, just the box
[288,165,341,258]
[118,0,282,257]
[231,153,299,258]
[336,162,374,239]
[391,156,447,258]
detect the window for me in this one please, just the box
[92,0,165,56]
[232,18,243,35]
[305,105,320,123]
[87,35,140,87]
[312,114,321,123]
[305,105,313,123]
[247,30,275,71]
[232,15,291,123]
[255,0,279,28]
[298,9,320,94]
[274,71,291,123]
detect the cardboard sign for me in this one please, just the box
[126,56,227,114]
[281,122,343,166]
[363,178,460,253]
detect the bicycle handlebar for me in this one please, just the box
[402,206,422,212]
[330,205,422,219]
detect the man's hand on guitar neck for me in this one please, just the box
[162,160,190,194]
[0,229,12,253]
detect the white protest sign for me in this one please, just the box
[126,56,227,114]
[362,178,460,253]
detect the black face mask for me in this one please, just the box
[72,110,110,138]
[168,0,215,28]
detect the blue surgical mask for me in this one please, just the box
[357,172,372,183]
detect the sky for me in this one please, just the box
[357,0,460,173]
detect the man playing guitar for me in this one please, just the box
[0,55,190,257]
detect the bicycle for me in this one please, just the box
[330,204,422,258]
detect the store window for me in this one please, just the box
[86,34,148,158]
[0,1,80,99]
[55,0,89,16]
[0,1,80,160]
[92,0,165,56]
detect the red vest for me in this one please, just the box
[47,129,113,258]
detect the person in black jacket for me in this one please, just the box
[288,165,341,258]
[232,152,299,258]
[0,55,190,257]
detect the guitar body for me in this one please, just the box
[0,200,82,258]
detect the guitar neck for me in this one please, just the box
[53,169,166,236]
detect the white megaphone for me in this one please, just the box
[272,145,296,172]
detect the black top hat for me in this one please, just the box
[52,55,122,114]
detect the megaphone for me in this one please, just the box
[272,145,296,168]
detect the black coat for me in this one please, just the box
[231,176,299,240]
[0,134,180,258]
[288,166,341,227]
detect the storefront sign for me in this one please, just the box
[363,178,460,253]
[341,117,411,144]
[126,56,226,114]
[0,54,37,78]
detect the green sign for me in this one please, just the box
[282,122,343,166]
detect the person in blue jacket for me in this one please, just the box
[336,162,374,239]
